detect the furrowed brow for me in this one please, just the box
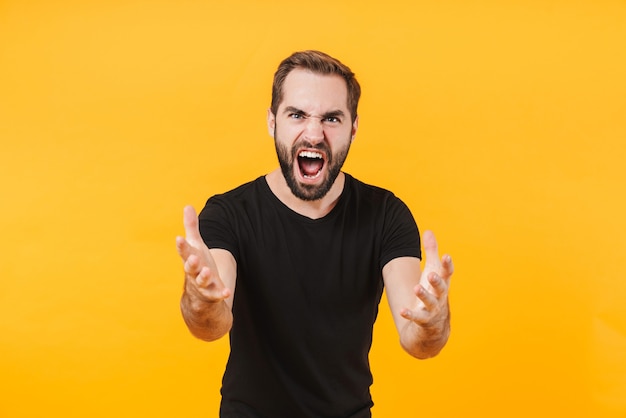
[282,106,346,120]
[322,110,346,120]
[283,106,308,116]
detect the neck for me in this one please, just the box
[265,169,345,220]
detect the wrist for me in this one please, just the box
[401,314,450,359]
[180,292,232,341]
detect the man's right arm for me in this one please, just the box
[176,205,237,342]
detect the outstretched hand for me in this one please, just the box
[400,230,453,329]
[176,205,231,303]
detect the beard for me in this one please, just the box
[274,132,351,202]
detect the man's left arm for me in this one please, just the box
[382,230,454,359]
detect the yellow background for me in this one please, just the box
[1,0,625,416]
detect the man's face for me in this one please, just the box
[268,68,358,201]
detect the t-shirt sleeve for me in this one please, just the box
[379,196,421,270]
[197,196,240,262]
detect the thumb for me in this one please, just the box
[422,230,440,269]
[183,205,203,243]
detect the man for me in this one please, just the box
[176,50,453,417]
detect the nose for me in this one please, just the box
[303,117,325,144]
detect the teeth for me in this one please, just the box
[298,151,323,159]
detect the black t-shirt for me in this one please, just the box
[199,174,421,418]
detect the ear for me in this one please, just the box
[267,108,276,138]
[350,115,359,142]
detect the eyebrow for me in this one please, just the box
[283,106,307,116]
[283,106,346,120]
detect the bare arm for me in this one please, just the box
[383,230,453,359]
[176,205,237,341]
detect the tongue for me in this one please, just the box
[299,158,323,176]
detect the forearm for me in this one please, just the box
[400,312,450,359]
[180,287,233,342]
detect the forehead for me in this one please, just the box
[279,68,349,113]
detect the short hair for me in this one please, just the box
[270,50,361,122]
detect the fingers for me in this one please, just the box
[400,289,444,327]
[400,230,452,328]
[184,253,203,278]
[400,287,432,322]
[195,266,231,298]
[194,270,231,301]
[176,235,192,260]
[176,235,210,268]
[423,271,448,299]
[415,274,449,325]
[185,263,231,302]
[178,206,231,303]
[441,254,454,283]
[177,237,212,285]
[401,272,448,324]
[177,235,210,281]
[423,230,453,283]
[400,307,420,322]
[177,206,206,262]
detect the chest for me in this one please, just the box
[234,206,384,315]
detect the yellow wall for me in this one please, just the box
[1,0,625,416]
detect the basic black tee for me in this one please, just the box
[198,174,421,418]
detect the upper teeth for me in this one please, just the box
[299,151,323,159]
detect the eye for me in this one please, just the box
[324,116,340,123]
[289,113,304,119]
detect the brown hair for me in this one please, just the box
[270,50,361,122]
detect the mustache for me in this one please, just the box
[291,141,331,155]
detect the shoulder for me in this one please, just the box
[196,177,272,227]
[201,177,267,210]
[344,173,418,228]
[197,177,268,256]
[208,176,266,202]
[344,174,421,265]
[345,173,408,210]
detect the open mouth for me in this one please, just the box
[297,150,325,179]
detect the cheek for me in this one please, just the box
[276,125,302,143]
[327,129,353,146]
